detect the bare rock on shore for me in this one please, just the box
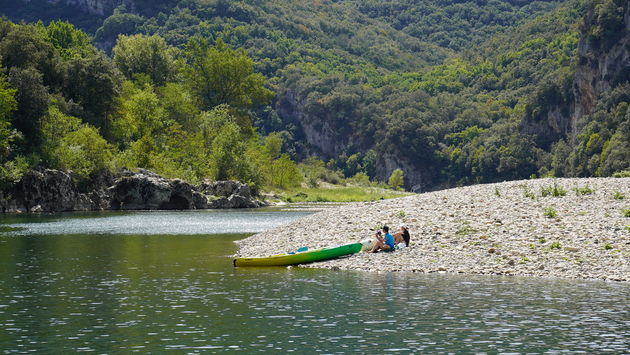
[236,177,630,281]
[1,168,266,212]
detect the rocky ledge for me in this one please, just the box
[236,178,630,281]
[0,168,266,213]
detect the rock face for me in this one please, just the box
[573,3,630,123]
[109,170,203,210]
[199,180,266,209]
[0,168,265,213]
[0,169,80,213]
[24,0,134,16]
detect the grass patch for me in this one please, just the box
[456,223,478,237]
[270,185,412,203]
[613,192,625,200]
[603,243,613,250]
[398,210,406,217]
[623,208,630,218]
[549,241,561,250]
[573,185,594,195]
[522,186,536,200]
[612,170,630,178]
[494,187,501,197]
[543,207,558,218]
[540,182,567,197]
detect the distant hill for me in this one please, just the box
[1,0,628,191]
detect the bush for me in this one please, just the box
[623,208,630,218]
[523,186,536,199]
[574,185,594,195]
[388,169,404,190]
[612,170,630,178]
[541,182,567,197]
[549,241,561,250]
[613,192,625,200]
[543,207,558,218]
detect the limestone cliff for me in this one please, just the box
[20,0,133,16]
[572,2,630,124]
[522,1,629,146]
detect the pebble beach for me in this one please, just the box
[236,178,630,281]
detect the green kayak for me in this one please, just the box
[233,242,362,267]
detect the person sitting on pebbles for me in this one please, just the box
[368,225,395,253]
[393,224,410,248]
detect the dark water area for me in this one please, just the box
[1,211,629,354]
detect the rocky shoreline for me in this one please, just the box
[236,178,630,281]
[0,169,266,213]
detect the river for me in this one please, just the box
[1,209,628,353]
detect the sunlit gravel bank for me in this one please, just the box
[236,178,630,281]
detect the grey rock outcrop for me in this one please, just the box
[0,168,266,213]
[0,169,80,213]
[108,169,202,210]
[198,180,267,209]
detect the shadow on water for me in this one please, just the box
[1,211,629,353]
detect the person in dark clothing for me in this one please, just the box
[393,225,410,247]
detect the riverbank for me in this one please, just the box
[236,177,630,281]
[263,183,411,203]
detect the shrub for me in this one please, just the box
[603,243,613,250]
[494,187,501,197]
[613,192,625,200]
[574,185,594,195]
[612,170,630,178]
[623,208,630,217]
[538,237,546,244]
[523,186,536,199]
[388,169,404,190]
[549,241,561,250]
[543,207,558,218]
[398,210,406,217]
[541,182,567,197]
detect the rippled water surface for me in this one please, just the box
[1,211,629,354]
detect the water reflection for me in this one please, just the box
[0,209,312,236]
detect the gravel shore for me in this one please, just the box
[236,178,630,281]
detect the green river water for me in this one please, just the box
[0,209,628,354]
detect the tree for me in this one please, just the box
[388,169,404,190]
[45,20,93,59]
[7,67,49,150]
[63,52,122,130]
[113,34,177,86]
[182,38,274,111]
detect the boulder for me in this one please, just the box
[199,180,267,209]
[109,169,191,210]
[1,169,81,213]
[1,168,266,212]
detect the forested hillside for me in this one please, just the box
[1,0,628,192]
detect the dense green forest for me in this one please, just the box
[1,0,628,192]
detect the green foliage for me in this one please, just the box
[45,20,93,59]
[603,243,613,250]
[56,126,114,181]
[549,241,562,250]
[388,169,405,190]
[623,208,630,218]
[574,185,594,195]
[612,170,630,177]
[182,38,274,111]
[523,186,536,199]
[540,182,567,197]
[113,34,177,86]
[543,207,558,218]
[613,192,625,200]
